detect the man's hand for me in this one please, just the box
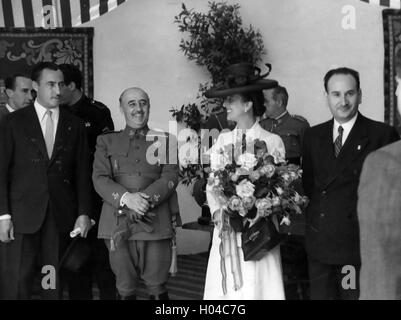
[73,215,91,238]
[123,192,150,215]
[127,209,143,222]
[0,219,14,243]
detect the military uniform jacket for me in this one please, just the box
[260,111,309,164]
[93,125,179,240]
[63,94,114,221]
[302,113,399,265]
[63,94,114,157]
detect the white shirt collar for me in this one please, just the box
[233,121,261,139]
[34,100,59,121]
[333,112,358,143]
[5,103,15,113]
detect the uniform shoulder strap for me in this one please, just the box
[291,114,309,123]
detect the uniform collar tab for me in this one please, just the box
[124,124,149,138]
[274,110,288,121]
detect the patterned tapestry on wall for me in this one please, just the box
[0,27,93,107]
[383,10,401,133]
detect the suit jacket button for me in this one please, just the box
[320,213,325,218]
[322,191,326,195]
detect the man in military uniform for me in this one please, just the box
[260,86,309,165]
[59,64,116,300]
[260,85,310,300]
[92,87,178,300]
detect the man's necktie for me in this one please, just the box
[44,110,54,158]
[334,125,344,157]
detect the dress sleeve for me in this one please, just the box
[206,183,221,218]
[266,134,286,162]
[205,134,223,217]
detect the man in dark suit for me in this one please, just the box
[0,74,33,122]
[58,63,116,300]
[0,105,9,121]
[0,62,92,299]
[302,67,399,300]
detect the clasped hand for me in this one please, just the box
[123,192,150,220]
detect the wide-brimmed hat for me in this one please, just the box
[204,63,279,98]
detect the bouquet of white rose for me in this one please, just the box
[207,138,308,233]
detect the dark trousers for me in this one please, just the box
[280,235,310,300]
[67,231,116,300]
[105,239,171,297]
[308,256,360,300]
[0,210,69,300]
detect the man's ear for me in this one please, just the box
[68,82,76,91]
[358,89,362,104]
[5,88,13,99]
[324,90,329,101]
[277,98,284,109]
[32,81,39,92]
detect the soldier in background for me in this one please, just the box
[58,64,116,300]
[260,86,309,165]
[260,85,310,300]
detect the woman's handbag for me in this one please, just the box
[241,216,283,261]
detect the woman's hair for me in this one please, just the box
[239,91,266,117]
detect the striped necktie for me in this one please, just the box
[334,125,344,157]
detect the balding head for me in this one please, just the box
[119,87,150,129]
[119,87,149,104]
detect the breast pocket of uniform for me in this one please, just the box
[281,133,301,154]
[107,151,130,174]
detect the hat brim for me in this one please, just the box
[205,79,279,98]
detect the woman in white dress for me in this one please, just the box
[203,63,286,300]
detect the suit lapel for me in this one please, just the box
[22,105,49,161]
[317,120,336,177]
[326,114,369,186]
[49,108,70,165]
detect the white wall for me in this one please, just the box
[84,0,385,129]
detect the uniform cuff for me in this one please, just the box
[120,192,129,207]
[0,214,11,220]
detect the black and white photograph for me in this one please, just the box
[1,0,401,304]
